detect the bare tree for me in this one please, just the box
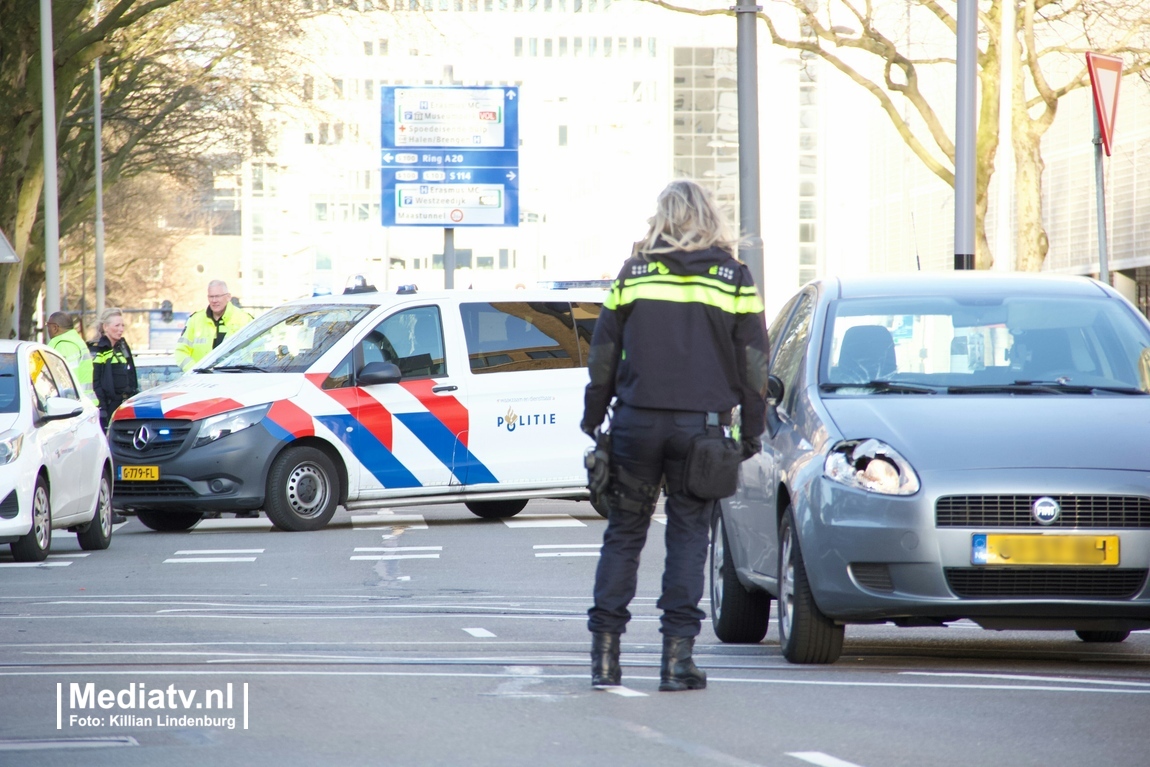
[642,0,1150,270]
[0,0,318,339]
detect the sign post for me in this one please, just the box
[1086,52,1122,286]
[380,86,520,289]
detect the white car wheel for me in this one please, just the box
[12,477,52,562]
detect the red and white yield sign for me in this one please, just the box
[1086,52,1123,156]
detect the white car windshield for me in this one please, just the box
[198,304,374,374]
[821,295,1150,393]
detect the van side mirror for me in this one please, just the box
[767,375,784,405]
[357,361,402,386]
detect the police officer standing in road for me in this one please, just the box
[582,179,770,692]
[173,280,254,372]
[46,311,95,402]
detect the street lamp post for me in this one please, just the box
[40,0,62,319]
[734,0,763,291]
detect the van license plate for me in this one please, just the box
[971,534,1119,566]
[118,466,159,481]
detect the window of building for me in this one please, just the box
[799,223,816,243]
[365,78,374,98]
[588,36,597,55]
[379,39,389,55]
[314,202,328,221]
[514,37,523,56]
[544,39,552,57]
[799,131,816,150]
[604,37,612,56]
[799,201,816,220]
[799,180,816,196]
[559,37,567,55]
[477,256,494,269]
[648,38,657,57]
[304,131,314,144]
[499,248,509,269]
[303,75,314,100]
[574,37,582,56]
[252,211,265,237]
[799,155,817,174]
[319,123,329,144]
[333,79,344,99]
[364,41,374,55]
[529,38,538,56]
[558,125,567,146]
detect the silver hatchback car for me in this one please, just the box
[713,273,1150,663]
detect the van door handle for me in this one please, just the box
[432,385,458,393]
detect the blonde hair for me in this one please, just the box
[635,179,737,258]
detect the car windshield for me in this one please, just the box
[820,294,1150,394]
[198,304,374,374]
[0,353,18,413]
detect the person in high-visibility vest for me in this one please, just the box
[46,311,96,403]
[173,280,254,372]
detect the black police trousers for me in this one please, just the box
[588,404,718,638]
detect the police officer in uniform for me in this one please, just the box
[46,311,95,402]
[174,280,254,372]
[582,180,769,691]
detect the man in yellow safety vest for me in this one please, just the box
[173,280,254,372]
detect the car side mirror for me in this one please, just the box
[357,361,402,386]
[767,375,784,406]
[42,396,84,421]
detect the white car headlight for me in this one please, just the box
[193,404,271,448]
[0,430,23,465]
[824,438,920,496]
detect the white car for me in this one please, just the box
[0,340,115,561]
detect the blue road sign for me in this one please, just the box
[381,86,519,227]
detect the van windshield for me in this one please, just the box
[198,304,374,374]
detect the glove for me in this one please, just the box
[740,436,761,460]
[581,422,598,438]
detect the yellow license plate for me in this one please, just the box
[118,465,159,481]
[972,533,1119,566]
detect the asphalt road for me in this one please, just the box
[2,499,1148,766]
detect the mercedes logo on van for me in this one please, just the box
[1032,496,1061,526]
[132,425,153,451]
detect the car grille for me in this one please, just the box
[0,490,17,519]
[109,419,194,462]
[936,495,1150,529]
[944,568,1148,599]
[113,479,197,499]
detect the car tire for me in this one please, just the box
[136,510,203,531]
[465,499,529,519]
[12,477,52,562]
[76,473,113,551]
[710,511,770,643]
[778,506,844,664]
[1075,630,1130,643]
[264,446,339,532]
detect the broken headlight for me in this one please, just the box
[824,438,920,495]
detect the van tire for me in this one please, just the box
[265,446,339,531]
[137,510,202,531]
[465,499,529,519]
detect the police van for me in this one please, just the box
[108,288,604,532]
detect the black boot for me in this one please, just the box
[659,635,706,692]
[590,632,621,688]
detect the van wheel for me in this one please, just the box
[12,477,52,562]
[465,499,528,519]
[778,506,843,664]
[1075,630,1130,643]
[77,473,113,550]
[265,446,339,531]
[137,510,202,531]
[710,512,770,643]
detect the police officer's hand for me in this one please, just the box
[740,436,761,459]
[581,422,597,439]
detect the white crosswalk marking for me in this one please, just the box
[191,517,274,532]
[165,548,263,564]
[351,514,428,530]
[350,544,441,561]
[534,543,601,558]
[463,628,496,637]
[503,514,585,528]
[788,753,869,767]
[0,561,72,568]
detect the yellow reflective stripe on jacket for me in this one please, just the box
[607,273,764,314]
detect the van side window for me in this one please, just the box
[571,302,603,366]
[460,302,580,374]
[366,306,446,378]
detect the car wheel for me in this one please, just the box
[77,473,113,551]
[778,506,844,664]
[710,511,770,643]
[465,499,529,519]
[1075,630,1130,643]
[12,477,52,562]
[264,446,339,532]
[136,510,203,532]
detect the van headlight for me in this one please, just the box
[824,439,920,495]
[0,430,23,465]
[193,404,271,448]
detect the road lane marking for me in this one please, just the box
[349,554,440,561]
[0,562,71,568]
[173,549,265,555]
[653,514,667,526]
[603,686,647,697]
[463,628,496,638]
[163,557,258,563]
[902,671,1150,688]
[47,553,90,558]
[352,514,427,530]
[533,544,601,549]
[535,552,600,557]
[354,546,443,552]
[191,517,273,532]
[503,514,585,528]
[788,753,868,767]
[533,543,601,558]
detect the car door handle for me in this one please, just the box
[431,385,457,393]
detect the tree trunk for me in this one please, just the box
[1013,126,1048,272]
